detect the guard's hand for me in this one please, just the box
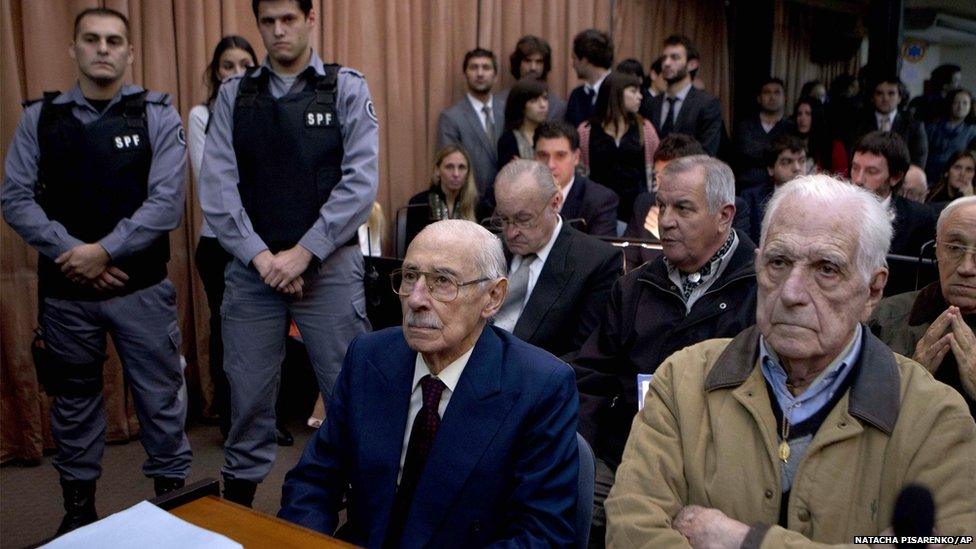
[56,243,110,282]
[673,505,749,549]
[914,308,954,373]
[251,250,275,279]
[946,308,976,399]
[91,266,129,292]
[264,245,313,290]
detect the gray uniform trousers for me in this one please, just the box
[40,279,192,482]
[220,244,370,482]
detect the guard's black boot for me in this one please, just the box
[153,476,185,496]
[222,475,257,507]
[56,478,98,536]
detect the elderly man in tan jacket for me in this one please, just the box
[606,175,976,547]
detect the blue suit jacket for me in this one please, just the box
[278,325,579,548]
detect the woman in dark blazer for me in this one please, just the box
[404,145,488,248]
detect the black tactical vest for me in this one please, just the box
[35,91,170,300]
[233,65,344,253]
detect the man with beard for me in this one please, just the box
[279,220,579,547]
[437,48,506,206]
[497,35,567,121]
[641,34,723,156]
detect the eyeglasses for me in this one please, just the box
[486,194,556,231]
[390,268,493,302]
[938,241,976,263]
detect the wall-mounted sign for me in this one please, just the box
[902,39,927,63]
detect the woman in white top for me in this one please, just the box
[188,36,258,441]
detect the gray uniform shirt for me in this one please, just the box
[199,51,379,265]
[2,84,187,261]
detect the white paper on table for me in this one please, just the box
[42,500,242,549]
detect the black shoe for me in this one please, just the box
[153,476,185,496]
[276,425,294,446]
[222,476,257,508]
[56,478,98,536]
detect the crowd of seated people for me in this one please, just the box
[7,4,975,546]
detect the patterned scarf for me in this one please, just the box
[665,231,736,301]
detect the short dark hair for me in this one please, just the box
[931,64,962,89]
[572,29,613,69]
[759,77,785,94]
[74,8,130,40]
[463,48,498,73]
[504,77,548,131]
[663,34,699,63]
[650,56,664,76]
[764,135,806,168]
[533,121,580,150]
[872,75,903,92]
[509,36,552,80]
[653,134,705,163]
[252,0,312,18]
[854,131,911,182]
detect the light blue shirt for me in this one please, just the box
[759,323,862,426]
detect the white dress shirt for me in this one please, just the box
[661,82,693,124]
[557,177,575,212]
[508,217,563,311]
[467,93,495,132]
[398,346,474,483]
[876,110,897,131]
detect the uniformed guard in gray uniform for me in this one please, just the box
[200,0,377,506]
[0,8,191,536]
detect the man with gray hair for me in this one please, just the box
[490,159,620,356]
[606,176,976,546]
[279,219,580,547]
[872,196,976,417]
[572,154,758,547]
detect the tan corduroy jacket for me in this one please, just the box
[605,325,976,548]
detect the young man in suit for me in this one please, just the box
[733,77,797,190]
[851,131,936,258]
[278,219,579,548]
[855,77,928,168]
[534,121,619,236]
[490,159,621,357]
[640,35,723,156]
[565,29,613,127]
[436,48,506,205]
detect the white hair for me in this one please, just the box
[659,155,735,214]
[760,174,894,283]
[495,159,558,199]
[937,196,976,235]
[418,220,507,280]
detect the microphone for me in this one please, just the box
[892,484,935,548]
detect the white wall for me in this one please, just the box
[900,39,976,100]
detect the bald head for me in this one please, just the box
[935,197,976,314]
[492,160,562,256]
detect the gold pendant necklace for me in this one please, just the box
[779,402,800,463]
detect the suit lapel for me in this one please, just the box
[514,226,573,341]
[363,336,416,541]
[675,88,695,129]
[561,178,585,220]
[401,327,516,545]
[649,95,663,127]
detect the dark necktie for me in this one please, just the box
[385,375,447,547]
[661,96,678,136]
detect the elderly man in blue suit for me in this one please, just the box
[278,219,579,548]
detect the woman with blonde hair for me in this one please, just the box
[403,145,486,247]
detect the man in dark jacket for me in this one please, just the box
[572,154,758,547]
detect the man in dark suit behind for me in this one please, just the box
[732,77,797,190]
[490,159,621,357]
[851,131,936,259]
[278,219,578,548]
[565,29,613,127]
[640,34,723,156]
[534,121,618,237]
[437,48,506,206]
[854,77,928,169]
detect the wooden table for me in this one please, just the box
[170,495,358,548]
